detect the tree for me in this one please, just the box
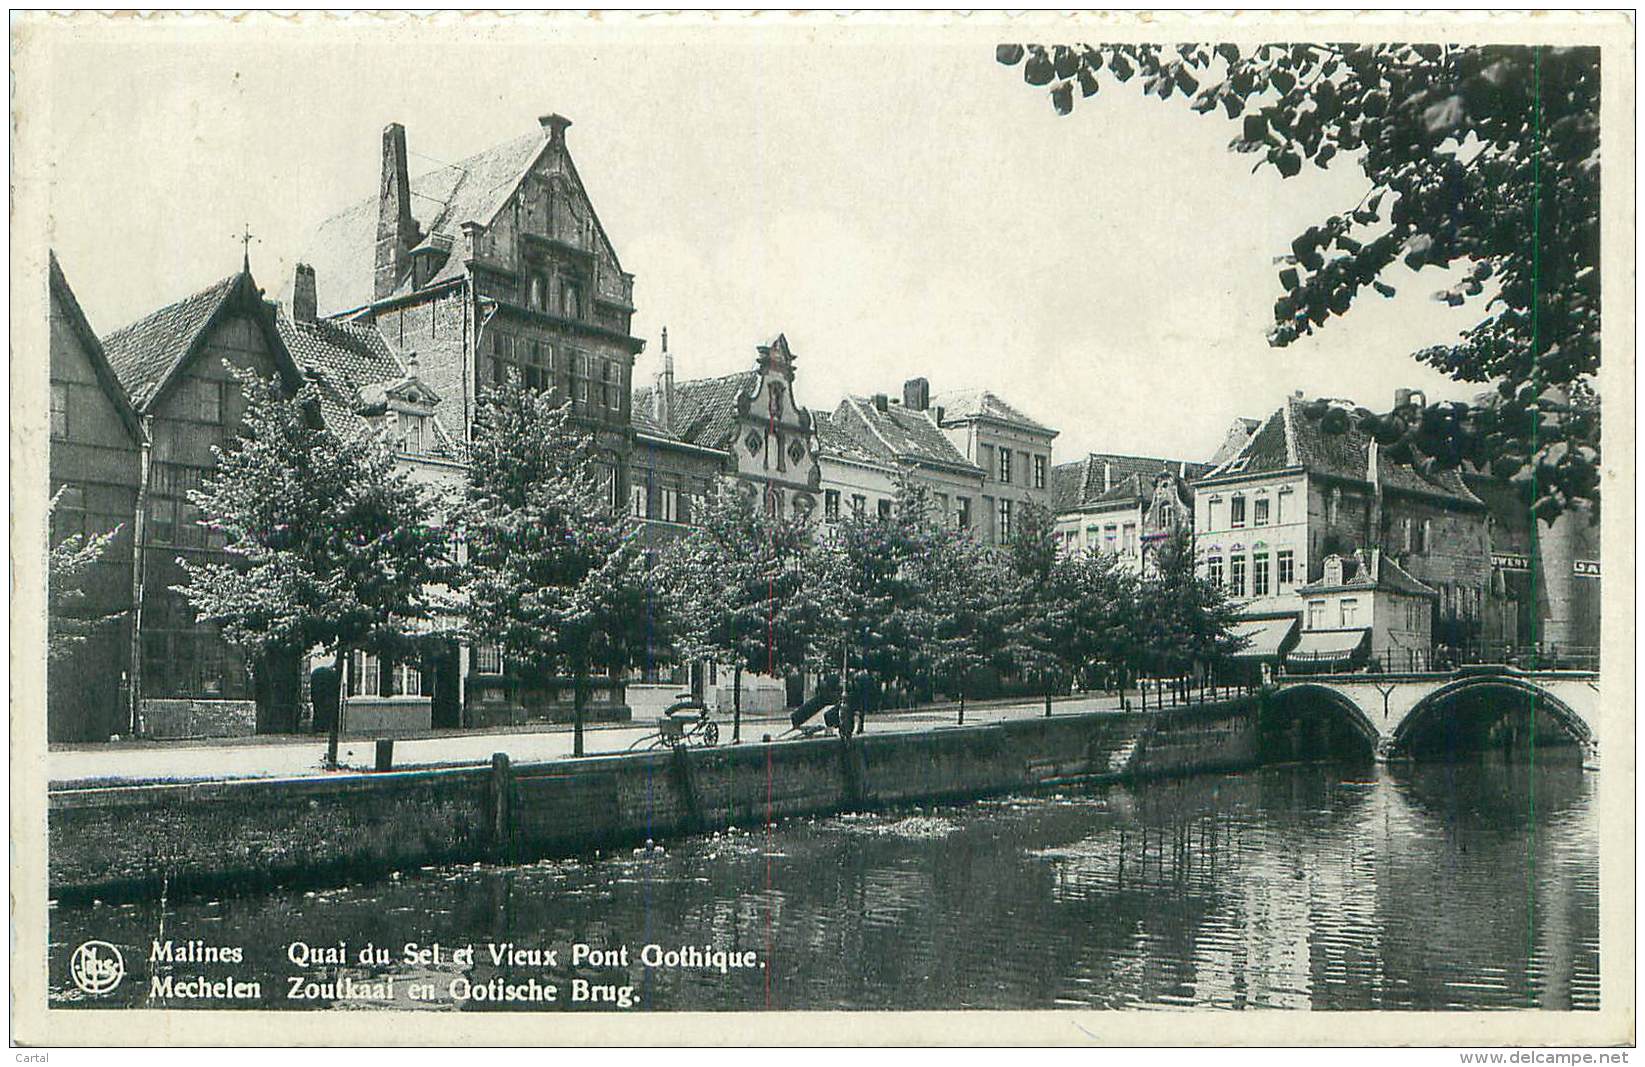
[997,42,1601,518]
[813,475,932,734]
[177,369,450,761]
[1002,501,1078,717]
[916,520,1015,724]
[459,384,665,757]
[1137,526,1246,688]
[47,488,124,663]
[661,482,828,742]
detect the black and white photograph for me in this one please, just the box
[9,10,1634,1047]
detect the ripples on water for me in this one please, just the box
[49,762,1598,1012]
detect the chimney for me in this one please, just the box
[375,123,420,301]
[1293,389,1304,399]
[1103,462,1113,493]
[902,377,930,411]
[1394,387,1412,409]
[873,393,889,413]
[292,263,318,323]
[654,327,675,429]
[540,113,573,143]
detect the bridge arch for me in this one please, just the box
[1386,675,1593,760]
[1263,683,1380,761]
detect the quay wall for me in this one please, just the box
[47,697,1260,900]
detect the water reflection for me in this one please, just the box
[51,761,1597,1012]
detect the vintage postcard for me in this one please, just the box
[9,9,1635,1048]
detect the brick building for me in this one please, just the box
[47,253,146,742]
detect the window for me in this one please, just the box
[574,379,589,402]
[1207,556,1224,587]
[1307,600,1326,630]
[1276,489,1290,524]
[475,645,504,675]
[1230,555,1246,597]
[1086,524,1101,546]
[1252,554,1270,596]
[50,383,68,439]
[1402,517,1414,553]
[1034,455,1047,490]
[957,497,971,530]
[851,494,866,517]
[400,413,425,455]
[998,448,1013,484]
[1207,499,1222,530]
[1157,501,1175,529]
[825,490,840,524]
[1103,524,1118,553]
[1277,549,1294,588]
[979,445,995,481]
[659,488,681,523]
[1122,523,1138,555]
[1253,497,1270,526]
[997,499,1014,543]
[631,484,647,518]
[1329,487,1342,525]
[561,278,583,319]
[1230,495,1246,528]
[1419,519,1432,554]
[934,492,949,516]
[1339,598,1360,627]
[878,499,893,520]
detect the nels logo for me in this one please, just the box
[69,941,125,996]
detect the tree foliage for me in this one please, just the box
[458,384,665,754]
[47,488,124,663]
[177,369,449,670]
[998,42,1601,517]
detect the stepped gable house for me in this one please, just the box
[290,114,643,506]
[102,265,310,739]
[629,332,824,537]
[1051,452,1210,568]
[47,253,146,742]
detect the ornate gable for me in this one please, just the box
[729,334,821,514]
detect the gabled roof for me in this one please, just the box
[49,251,144,444]
[832,396,983,475]
[811,409,887,467]
[654,370,761,452]
[276,312,460,459]
[102,269,304,413]
[1296,549,1439,599]
[1051,451,1207,512]
[1202,394,1482,507]
[292,131,545,317]
[930,388,1058,437]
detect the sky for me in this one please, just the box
[38,14,1490,463]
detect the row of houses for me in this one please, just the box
[45,113,1061,743]
[45,111,1600,744]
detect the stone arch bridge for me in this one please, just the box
[1270,668,1602,767]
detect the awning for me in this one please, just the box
[1230,617,1298,661]
[1286,628,1370,672]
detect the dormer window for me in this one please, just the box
[401,413,425,455]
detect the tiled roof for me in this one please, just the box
[628,385,674,440]
[1205,395,1482,507]
[1052,452,1207,512]
[931,388,1057,437]
[1296,549,1438,598]
[833,396,982,474]
[293,131,547,317]
[50,251,144,443]
[277,313,460,459]
[663,371,761,451]
[811,409,886,466]
[103,272,245,408]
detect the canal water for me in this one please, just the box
[49,761,1598,1012]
